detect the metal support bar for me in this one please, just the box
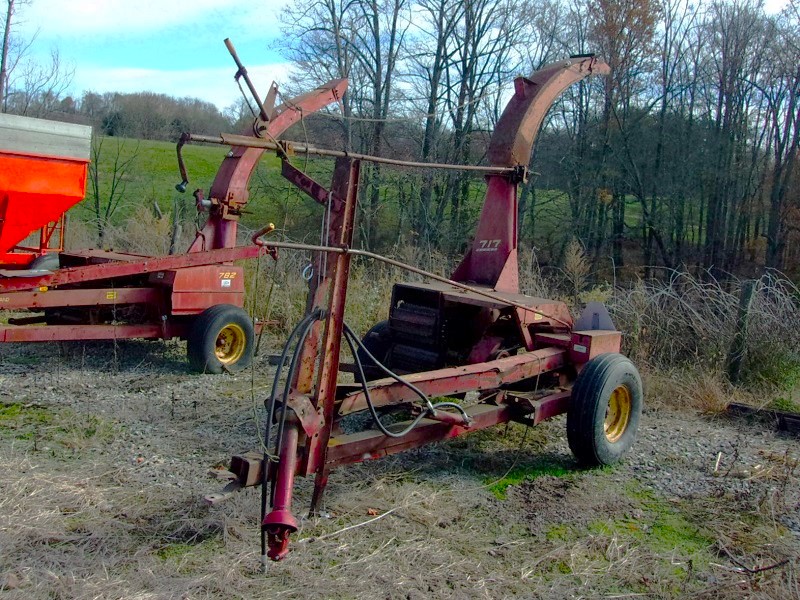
[324,404,514,469]
[184,132,520,176]
[0,287,161,310]
[0,323,182,343]
[337,347,567,415]
[224,38,271,124]
[307,159,359,488]
[224,389,573,489]
[0,245,264,291]
[244,239,572,327]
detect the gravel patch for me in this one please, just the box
[1,340,798,598]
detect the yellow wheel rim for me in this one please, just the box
[604,385,632,443]
[215,324,247,365]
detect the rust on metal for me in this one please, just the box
[488,56,610,167]
[325,404,515,469]
[306,158,360,481]
[337,347,567,415]
[0,323,182,343]
[281,160,344,211]
[283,393,325,438]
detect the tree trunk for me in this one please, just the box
[0,0,15,110]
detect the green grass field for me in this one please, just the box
[72,136,358,248]
[71,135,706,264]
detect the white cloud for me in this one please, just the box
[72,63,293,111]
[18,0,281,38]
[764,0,789,13]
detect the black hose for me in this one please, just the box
[343,324,471,437]
[343,328,431,438]
[261,313,309,561]
[259,310,469,562]
[342,323,433,411]
[262,314,315,469]
[270,311,320,505]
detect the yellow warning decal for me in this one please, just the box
[106,291,118,300]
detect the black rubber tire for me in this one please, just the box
[29,253,60,271]
[187,304,254,374]
[355,320,392,383]
[567,353,643,467]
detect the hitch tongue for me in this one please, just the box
[262,422,301,561]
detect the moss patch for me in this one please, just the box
[155,537,224,573]
[486,461,572,500]
[589,483,715,561]
[0,401,116,455]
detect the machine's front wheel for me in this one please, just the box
[567,353,643,467]
[187,304,254,374]
[29,252,60,271]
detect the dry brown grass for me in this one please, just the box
[609,271,800,382]
[2,342,799,599]
[9,214,799,598]
[641,370,755,414]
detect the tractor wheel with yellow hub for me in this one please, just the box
[188,304,254,374]
[567,353,643,466]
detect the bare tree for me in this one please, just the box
[280,0,361,148]
[517,0,572,238]
[700,0,769,277]
[638,0,700,275]
[281,0,410,248]
[354,0,409,248]
[441,0,529,239]
[85,137,139,247]
[0,0,31,112]
[762,6,800,269]
[403,0,463,244]
[589,0,659,268]
[6,47,73,116]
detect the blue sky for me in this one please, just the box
[15,0,791,112]
[16,0,292,111]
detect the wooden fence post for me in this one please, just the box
[727,280,756,384]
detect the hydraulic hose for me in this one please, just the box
[342,322,470,437]
[259,311,470,561]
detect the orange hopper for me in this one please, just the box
[0,114,91,266]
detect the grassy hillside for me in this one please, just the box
[67,136,612,256]
[71,135,701,273]
[69,136,345,247]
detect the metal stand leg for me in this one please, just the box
[309,467,330,515]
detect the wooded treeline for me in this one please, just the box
[2,0,798,278]
[279,0,800,279]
